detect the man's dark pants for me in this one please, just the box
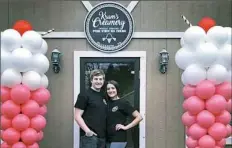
[80,135,105,148]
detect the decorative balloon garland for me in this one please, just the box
[176,17,231,148]
[1,20,51,148]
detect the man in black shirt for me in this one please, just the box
[74,69,107,148]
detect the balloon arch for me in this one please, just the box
[1,20,51,148]
[176,17,231,148]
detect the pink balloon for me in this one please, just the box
[1,142,11,148]
[216,82,232,100]
[186,136,198,148]
[30,115,46,132]
[214,146,221,148]
[1,115,12,130]
[12,114,30,131]
[185,127,190,136]
[197,110,215,128]
[21,100,40,118]
[198,135,216,148]
[27,143,39,148]
[182,112,196,127]
[226,124,231,138]
[188,123,207,140]
[182,96,205,115]
[206,95,227,115]
[2,128,20,145]
[21,128,38,145]
[216,139,226,147]
[196,80,215,100]
[183,85,196,99]
[39,105,47,116]
[1,86,11,103]
[31,88,51,105]
[208,123,227,140]
[10,84,30,105]
[215,110,231,125]
[37,131,44,142]
[12,142,26,148]
[1,100,20,119]
[226,99,231,113]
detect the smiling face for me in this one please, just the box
[107,83,118,98]
[91,75,104,90]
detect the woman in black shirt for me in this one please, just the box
[105,80,143,148]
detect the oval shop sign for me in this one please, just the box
[84,2,134,53]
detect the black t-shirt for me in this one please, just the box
[74,88,107,138]
[106,99,136,142]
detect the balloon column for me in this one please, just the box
[176,17,231,148]
[1,20,51,148]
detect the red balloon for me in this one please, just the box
[198,17,216,32]
[21,100,40,118]
[1,142,11,148]
[21,128,38,145]
[2,128,20,145]
[182,112,196,127]
[198,135,216,148]
[12,142,26,148]
[39,105,47,116]
[182,96,205,115]
[215,110,231,125]
[12,114,30,131]
[206,95,227,115]
[197,110,215,128]
[31,88,51,105]
[30,115,46,132]
[208,123,227,141]
[1,86,11,103]
[1,115,12,130]
[10,84,31,105]
[183,85,196,99]
[226,99,231,113]
[37,131,44,142]
[27,143,39,148]
[1,100,20,119]
[12,20,32,35]
[188,123,207,140]
[186,136,198,148]
[226,124,232,138]
[216,139,226,147]
[196,80,215,100]
[216,82,232,100]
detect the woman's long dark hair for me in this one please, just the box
[105,80,120,101]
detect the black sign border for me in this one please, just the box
[84,1,134,53]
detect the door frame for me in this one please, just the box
[73,51,146,148]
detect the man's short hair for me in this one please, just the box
[90,69,105,80]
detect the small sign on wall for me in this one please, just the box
[84,2,134,53]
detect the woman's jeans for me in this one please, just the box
[80,135,105,148]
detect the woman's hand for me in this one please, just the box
[115,124,128,131]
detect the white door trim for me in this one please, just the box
[73,51,146,148]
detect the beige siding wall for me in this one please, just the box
[0,1,231,148]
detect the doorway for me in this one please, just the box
[73,51,146,148]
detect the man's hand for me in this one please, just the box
[85,130,97,137]
[115,124,128,131]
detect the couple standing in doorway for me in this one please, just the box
[74,69,143,148]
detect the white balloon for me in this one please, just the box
[181,73,187,85]
[183,64,207,85]
[217,44,231,67]
[207,26,228,48]
[1,29,22,52]
[22,71,41,90]
[207,64,227,85]
[224,27,231,44]
[22,31,43,54]
[226,70,231,82]
[12,48,32,72]
[40,74,49,88]
[175,47,196,70]
[32,39,48,55]
[1,68,22,88]
[1,49,13,73]
[31,54,50,74]
[183,26,206,50]
[180,37,185,47]
[195,42,218,68]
